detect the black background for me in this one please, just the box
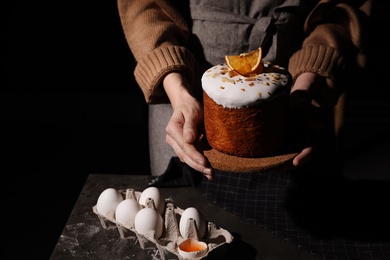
[3,0,390,259]
[4,1,149,258]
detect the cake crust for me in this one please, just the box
[203,91,289,158]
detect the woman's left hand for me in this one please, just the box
[289,72,331,167]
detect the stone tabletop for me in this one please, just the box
[50,173,318,260]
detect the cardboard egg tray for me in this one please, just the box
[92,188,234,260]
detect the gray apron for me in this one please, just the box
[149,0,311,176]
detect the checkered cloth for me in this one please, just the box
[150,157,390,260]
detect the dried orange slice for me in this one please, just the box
[225,47,263,76]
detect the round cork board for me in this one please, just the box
[203,148,298,173]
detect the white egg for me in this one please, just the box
[179,207,206,239]
[138,187,165,215]
[115,199,142,228]
[134,207,164,239]
[96,188,124,217]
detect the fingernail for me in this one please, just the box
[202,168,211,175]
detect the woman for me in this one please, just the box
[117,0,370,181]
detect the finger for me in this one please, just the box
[182,106,203,144]
[274,161,296,173]
[165,116,186,147]
[292,146,313,167]
[166,118,207,167]
[166,134,214,181]
[183,119,198,143]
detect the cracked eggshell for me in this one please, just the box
[96,188,124,217]
[178,238,208,259]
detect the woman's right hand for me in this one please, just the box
[163,72,214,181]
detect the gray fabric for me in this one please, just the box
[148,104,176,176]
[190,0,309,67]
[148,0,311,176]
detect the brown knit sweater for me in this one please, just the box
[117,0,371,105]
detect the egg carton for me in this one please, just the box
[92,188,234,260]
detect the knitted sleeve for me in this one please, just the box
[288,0,371,105]
[133,45,198,103]
[117,0,198,104]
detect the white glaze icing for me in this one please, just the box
[201,62,290,108]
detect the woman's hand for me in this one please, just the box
[289,72,330,167]
[163,72,214,180]
[162,71,332,176]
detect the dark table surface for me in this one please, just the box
[50,173,319,260]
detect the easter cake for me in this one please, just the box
[201,48,292,158]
